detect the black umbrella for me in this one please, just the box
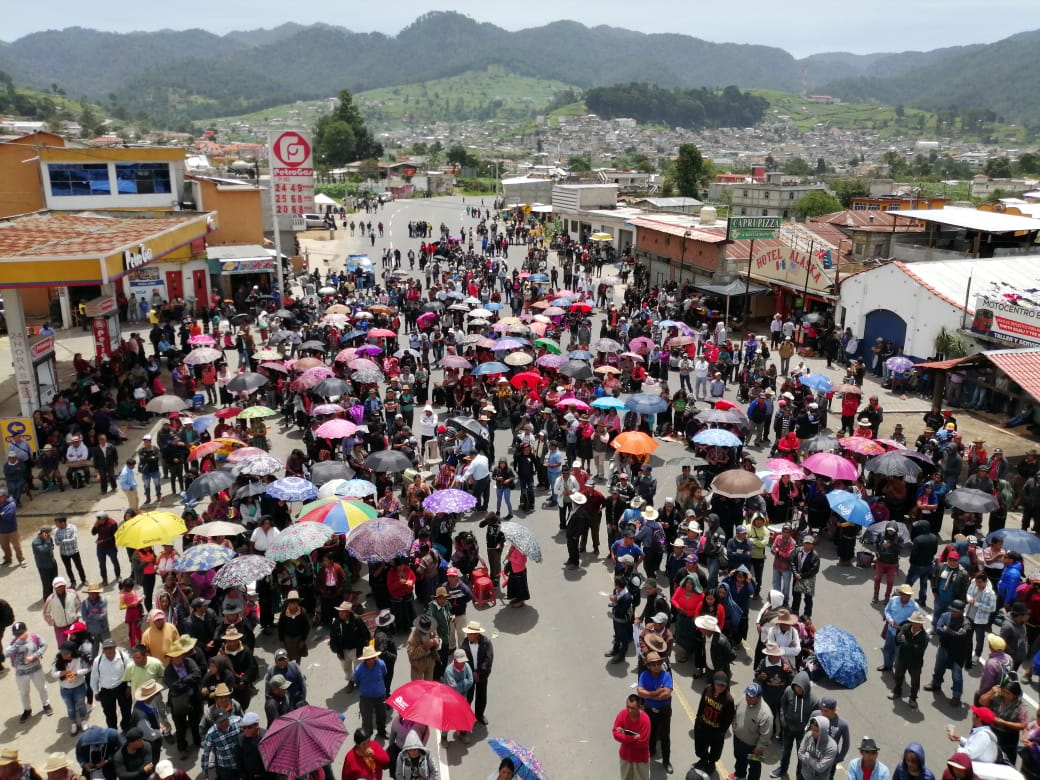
[695,408,748,427]
[299,340,327,352]
[365,450,412,473]
[226,372,269,393]
[558,360,593,380]
[946,488,1000,513]
[268,330,294,346]
[803,433,840,454]
[449,416,490,440]
[309,461,353,486]
[422,301,445,313]
[315,378,350,398]
[234,481,269,500]
[186,470,238,502]
[231,313,254,325]
[273,309,295,321]
[864,452,923,480]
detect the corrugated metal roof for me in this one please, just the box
[894,206,1040,233]
[811,209,925,233]
[632,217,728,243]
[985,348,1040,404]
[894,256,1040,314]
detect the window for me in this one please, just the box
[740,207,747,215]
[48,163,110,196]
[789,191,795,199]
[115,163,172,195]
[764,191,770,199]
[742,190,749,197]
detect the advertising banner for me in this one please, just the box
[971,295,1040,347]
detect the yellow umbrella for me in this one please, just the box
[325,304,350,315]
[594,365,621,375]
[115,511,187,549]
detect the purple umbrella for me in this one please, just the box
[536,354,567,368]
[885,356,914,373]
[492,338,528,351]
[259,706,347,776]
[422,489,478,514]
[344,518,415,562]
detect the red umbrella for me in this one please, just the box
[387,680,476,732]
[187,440,225,460]
[214,406,242,420]
[510,371,544,390]
[569,302,593,313]
[838,437,886,456]
[713,399,743,412]
[367,328,397,339]
[259,705,347,776]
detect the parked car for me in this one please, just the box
[301,213,327,229]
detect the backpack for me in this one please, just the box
[650,522,667,553]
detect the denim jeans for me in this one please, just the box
[495,487,513,516]
[906,564,932,602]
[772,569,792,604]
[931,645,964,698]
[60,683,88,722]
[142,471,162,499]
[882,626,898,668]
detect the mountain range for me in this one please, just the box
[0,12,1037,127]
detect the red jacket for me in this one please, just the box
[613,709,651,763]
[341,742,390,780]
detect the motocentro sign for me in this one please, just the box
[971,294,1040,347]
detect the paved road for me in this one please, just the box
[0,195,1027,779]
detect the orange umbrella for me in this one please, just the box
[611,431,659,456]
[189,438,245,460]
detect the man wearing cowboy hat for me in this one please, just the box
[352,645,389,738]
[130,679,169,764]
[564,491,590,568]
[890,610,929,709]
[460,620,493,726]
[329,600,371,693]
[406,614,441,682]
[693,615,735,680]
[162,636,203,758]
[637,650,674,774]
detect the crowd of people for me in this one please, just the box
[3,199,1040,780]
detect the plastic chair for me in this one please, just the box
[422,438,443,469]
[470,563,496,608]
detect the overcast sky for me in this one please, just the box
[4,0,1036,56]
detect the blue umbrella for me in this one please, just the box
[692,428,742,447]
[988,529,1040,555]
[172,543,236,573]
[340,330,366,342]
[337,479,378,498]
[799,374,833,393]
[192,415,217,432]
[473,361,511,376]
[812,624,868,688]
[266,476,319,502]
[529,273,549,283]
[551,296,575,306]
[567,349,593,360]
[826,490,874,526]
[625,393,669,415]
[592,397,627,410]
[485,302,503,310]
[658,320,680,328]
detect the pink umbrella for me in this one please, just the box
[763,458,808,479]
[301,366,334,381]
[188,334,216,346]
[334,348,358,363]
[441,355,473,369]
[226,447,269,463]
[367,328,397,339]
[557,398,591,411]
[417,312,438,327]
[529,322,549,336]
[801,452,859,481]
[620,351,646,363]
[290,374,324,391]
[875,439,907,450]
[357,344,383,356]
[491,321,512,332]
[543,306,566,317]
[628,336,656,354]
[315,419,359,439]
[477,338,497,349]
[348,358,381,372]
[839,437,886,456]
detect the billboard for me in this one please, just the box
[971,295,1040,347]
[269,130,316,228]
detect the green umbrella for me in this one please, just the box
[238,405,279,420]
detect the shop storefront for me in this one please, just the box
[749,242,837,318]
[207,245,278,305]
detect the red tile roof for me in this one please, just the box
[984,350,1040,405]
[0,211,207,260]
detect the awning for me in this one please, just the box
[691,279,772,297]
[916,348,1040,404]
[915,356,973,370]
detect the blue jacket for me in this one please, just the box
[998,561,1024,605]
[352,659,388,699]
[0,497,16,534]
[892,742,935,780]
[848,758,891,780]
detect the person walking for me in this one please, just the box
[797,715,838,780]
[53,516,88,589]
[693,671,736,776]
[200,710,242,780]
[406,615,440,682]
[637,651,673,774]
[136,437,162,504]
[442,649,474,742]
[613,694,651,780]
[771,671,819,779]
[91,638,133,730]
[732,682,774,780]
[925,600,971,707]
[5,620,54,723]
[460,620,493,726]
[91,511,122,585]
[353,646,389,740]
[118,458,140,512]
[889,610,929,710]
[33,526,60,601]
[43,576,83,646]
[0,487,25,566]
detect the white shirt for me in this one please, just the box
[92,649,131,693]
[419,412,438,438]
[694,360,710,379]
[460,454,490,482]
[66,443,89,462]
[250,526,280,552]
[553,475,580,502]
[765,624,801,659]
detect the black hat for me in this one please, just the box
[11,621,26,635]
[125,728,143,742]
[1010,601,1030,616]
[859,737,879,752]
[950,599,966,612]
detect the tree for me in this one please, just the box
[671,143,705,198]
[1018,153,1040,175]
[446,144,476,168]
[793,191,842,220]
[568,156,592,173]
[815,157,828,174]
[782,157,813,177]
[984,156,1013,179]
[831,177,871,208]
[313,89,382,169]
